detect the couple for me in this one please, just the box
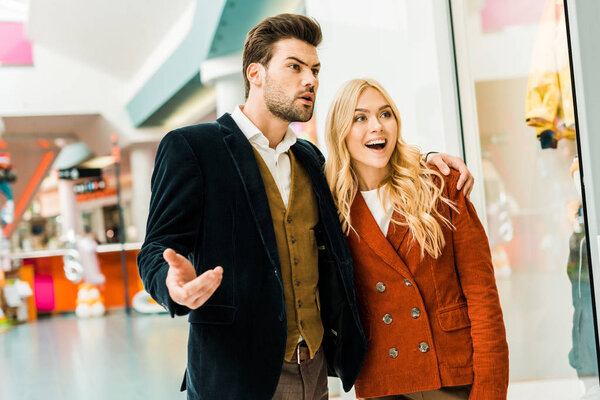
[137,13,509,400]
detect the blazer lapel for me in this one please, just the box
[350,193,413,279]
[218,114,281,271]
[386,210,410,253]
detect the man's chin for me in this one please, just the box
[294,107,314,123]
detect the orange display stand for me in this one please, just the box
[24,249,142,314]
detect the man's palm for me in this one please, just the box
[163,248,223,309]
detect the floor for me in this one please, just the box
[0,312,189,400]
[2,268,600,400]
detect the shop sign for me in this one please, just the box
[58,168,102,180]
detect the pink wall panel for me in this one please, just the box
[0,22,33,66]
[481,0,547,32]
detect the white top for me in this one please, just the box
[231,105,297,208]
[360,187,394,237]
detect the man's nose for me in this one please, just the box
[301,70,317,87]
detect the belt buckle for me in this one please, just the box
[297,342,308,365]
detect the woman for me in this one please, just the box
[324,79,509,400]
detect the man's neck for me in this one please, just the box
[241,97,289,150]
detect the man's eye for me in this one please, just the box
[312,69,320,76]
[289,64,300,71]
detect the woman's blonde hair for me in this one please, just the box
[324,78,455,259]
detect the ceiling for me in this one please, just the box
[25,0,194,80]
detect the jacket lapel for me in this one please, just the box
[218,114,281,271]
[386,210,410,253]
[350,193,413,278]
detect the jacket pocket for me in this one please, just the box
[437,303,471,332]
[188,304,237,325]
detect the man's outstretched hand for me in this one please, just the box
[163,248,223,309]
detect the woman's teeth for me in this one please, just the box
[365,139,386,150]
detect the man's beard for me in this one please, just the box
[264,75,314,123]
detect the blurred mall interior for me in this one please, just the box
[1,0,600,399]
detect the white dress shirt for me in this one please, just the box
[231,105,297,208]
[361,187,394,237]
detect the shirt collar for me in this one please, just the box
[231,105,297,153]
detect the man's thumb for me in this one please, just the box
[163,248,180,267]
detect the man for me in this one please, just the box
[137,14,474,400]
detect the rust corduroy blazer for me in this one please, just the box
[348,169,509,399]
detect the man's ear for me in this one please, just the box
[246,63,264,90]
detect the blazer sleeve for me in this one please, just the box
[446,172,509,399]
[136,131,204,317]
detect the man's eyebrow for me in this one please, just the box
[354,105,391,112]
[285,57,320,68]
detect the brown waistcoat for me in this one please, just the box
[253,149,323,361]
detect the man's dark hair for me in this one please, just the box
[242,13,322,98]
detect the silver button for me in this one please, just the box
[375,282,386,293]
[404,278,412,287]
[419,342,430,353]
[388,347,399,358]
[411,307,421,319]
[383,314,393,324]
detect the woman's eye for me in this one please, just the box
[354,115,366,122]
[381,111,392,118]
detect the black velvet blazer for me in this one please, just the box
[137,114,366,400]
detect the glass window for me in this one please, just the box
[454,0,598,397]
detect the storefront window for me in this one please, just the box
[455,0,598,397]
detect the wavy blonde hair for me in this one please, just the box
[324,78,455,259]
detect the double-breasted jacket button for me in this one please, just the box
[388,348,399,359]
[404,278,412,287]
[411,307,421,319]
[419,342,430,353]
[375,282,386,293]
[383,314,393,324]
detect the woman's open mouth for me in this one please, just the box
[365,138,387,151]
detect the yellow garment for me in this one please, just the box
[526,0,576,145]
[254,149,323,361]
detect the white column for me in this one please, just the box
[200,53,245,115]
[129,144,155,242]
[58,179,80,239]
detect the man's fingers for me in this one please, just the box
[184,267,223,294]
[464,176,475,197]
[184,268,223,309]
[430,154,451,175]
